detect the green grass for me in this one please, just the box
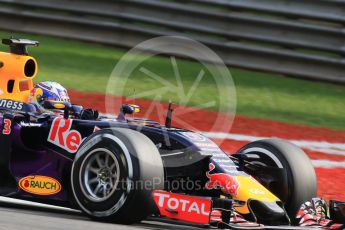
[1,31,345,130]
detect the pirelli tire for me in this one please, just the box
[236,139,317,223]
[71,128,165,224]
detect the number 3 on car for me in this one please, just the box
[2,118,11,135]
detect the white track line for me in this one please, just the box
[101,113,345,155]
[0,196,79,212]
[202,132,345,168]
[312,160,345,168]
[202,132,345,156]
[99,114,345,168]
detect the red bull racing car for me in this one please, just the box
[0,38,344,229]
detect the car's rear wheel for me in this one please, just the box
[236,139,317,223]
[71,128,164,224]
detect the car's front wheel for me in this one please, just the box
[236,139,317,223]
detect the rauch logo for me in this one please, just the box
[19,176,62,195]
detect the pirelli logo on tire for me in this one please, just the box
[19,176,62,196]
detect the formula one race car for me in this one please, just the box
[0,39,344,229]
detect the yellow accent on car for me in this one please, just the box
[232,175,280,214]
[128,104,141,113]
[53,103,66,109]
[34,88,43,100]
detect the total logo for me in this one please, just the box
[19,176,62,196]
[48,117,82,153]
[153,191,212,225]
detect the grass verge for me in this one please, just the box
[0,31,344,130]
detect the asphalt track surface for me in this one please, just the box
[0,197,205,230]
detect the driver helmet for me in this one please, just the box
[29,81,70,110]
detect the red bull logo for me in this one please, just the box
[205,163,239,196]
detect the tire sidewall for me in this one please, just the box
[237,139,317,222]
[71,130,136,219]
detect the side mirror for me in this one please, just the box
[118,104,140,121]
[121,104,141,115]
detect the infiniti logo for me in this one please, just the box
[249,188,266,195]
[0,99,24,111]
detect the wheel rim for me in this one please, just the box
[81,148,120,202]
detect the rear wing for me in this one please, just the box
[2,38,39,55]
